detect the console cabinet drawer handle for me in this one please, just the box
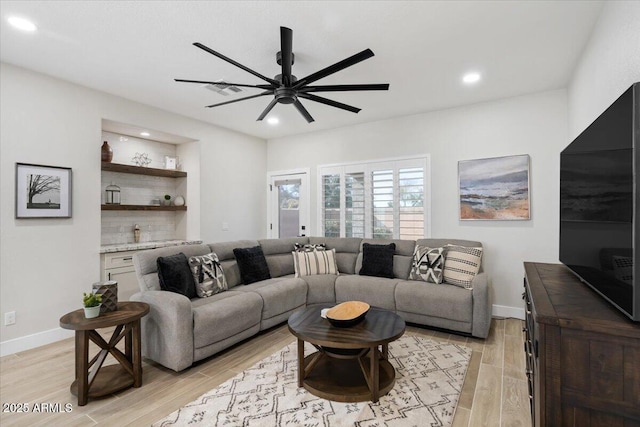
[122,257,133,261]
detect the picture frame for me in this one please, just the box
[458,154,530,220]
[15,163,72,219]
[164,155,177,170]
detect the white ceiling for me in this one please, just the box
[0,1,603,140]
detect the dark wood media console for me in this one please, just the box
[523,262,640,426]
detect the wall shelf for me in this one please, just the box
[101,162,187,178]
[101,205,187,211]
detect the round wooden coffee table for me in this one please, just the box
[288,303,405,403]
[59,301,149,406]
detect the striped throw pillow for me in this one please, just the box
[292,248,339,277]
[443,245,483,289]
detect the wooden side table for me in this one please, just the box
[59,301,149,406]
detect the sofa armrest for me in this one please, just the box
[471,272,491,338]
[131,290,194,372]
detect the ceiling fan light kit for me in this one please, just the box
[176,26,389,123]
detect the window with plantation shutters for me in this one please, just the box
[322,174,340,238]
[345,172,365,237]
[318,157,430,239]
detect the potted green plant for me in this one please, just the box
[163,194,171,206]
[83,292,102,319]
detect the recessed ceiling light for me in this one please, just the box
[267,117,279,125]
[462,72,481,85]
[8,16,37,32]
[140,131,150,137]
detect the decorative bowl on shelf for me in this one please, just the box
[324,301,370,327]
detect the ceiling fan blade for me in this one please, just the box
[193,42,280,86]
[174,79,273,89]
[293,49,375,89]
[205,91,272,108]
[293,100,315,123]
[298,93,361,113]
[257,98,279,121]
[280,27,293,86]
[299,83,389,93]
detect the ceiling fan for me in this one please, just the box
[175,26,389,123]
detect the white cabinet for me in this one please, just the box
[100,250,139,301]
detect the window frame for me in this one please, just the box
[316,155,431,239]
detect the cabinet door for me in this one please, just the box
[106,267,139,301]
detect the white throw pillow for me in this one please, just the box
[292,248,339,277]
[442,245,483,289]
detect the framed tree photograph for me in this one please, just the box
[15,163,72,218]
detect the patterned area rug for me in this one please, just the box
[153,335,471,427]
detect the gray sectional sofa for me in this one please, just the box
[132,237,491,372]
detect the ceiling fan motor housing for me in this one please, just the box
[275,87,297,104]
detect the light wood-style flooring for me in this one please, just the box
[0,318,531,426]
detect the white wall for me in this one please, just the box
[0,63,266,355]
[268,90,568,317]
[568,0,640,138]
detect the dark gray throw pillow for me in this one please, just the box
[359,243,396,278]
[157,252,197,299]
[233,246,271,285]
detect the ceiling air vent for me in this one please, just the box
[203,80,243,96]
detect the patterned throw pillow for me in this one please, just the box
[294,243,327,252]
[189,253,228,298]
[410,246,445,284]
[442,245,483,289]
[292,248,339,277]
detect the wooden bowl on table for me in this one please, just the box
[325,301,370,327]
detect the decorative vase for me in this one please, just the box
[101,141,113,162]
[92,281,118,313]
[174,195,185,206]
[84,305,101,319]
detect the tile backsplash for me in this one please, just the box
[101,211,177,245]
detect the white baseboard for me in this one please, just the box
[492,304,525,320]
[0,327,74,357]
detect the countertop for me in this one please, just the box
[100,239,203,254]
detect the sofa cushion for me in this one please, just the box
[192,290,263,349]
[409,246,445,284]
[355,239,415,279]
[258,237,309,278]
[134,244,212,292]
[188,253,228,298]
[233,277,307,320]
[300,274,338,304]
[293,248,339,277]
[156,253,197,299]
[309,237,362,274]
[233,246,271,285]
[359,243,396,278]
[443,245,483,289]
[208,240,260,288]
[395,280,473,323]
[335,275,399,311]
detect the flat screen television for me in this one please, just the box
[560,82,639,322]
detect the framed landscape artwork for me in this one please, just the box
[458,154,530,220]
[15,163,72,218]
